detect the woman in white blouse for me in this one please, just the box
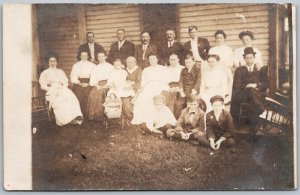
[39,53,83,126]
[71,51,96,118]
[87,52,114,120]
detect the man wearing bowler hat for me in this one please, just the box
[230,47,269,136]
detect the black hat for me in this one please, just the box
[239,30,254,40]
[188,26,198,33]
[243,47,256,57]
[210,95,224,104]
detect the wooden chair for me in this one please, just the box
[32,95,53,130]
[255,96,292,134]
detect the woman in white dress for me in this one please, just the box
[87,52,114,120]
[71,51,96,118]
[200,54,228,112]
[39,53,83,126]
[209,30,234,103]
[162,54,184,118]
[131,54,169,125]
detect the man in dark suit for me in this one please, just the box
[77,32,105,64]
[230,47,269,133]
[159,29,184,66]
[183,26,210,65]
[134,31,158,69]
[107,29,135,66]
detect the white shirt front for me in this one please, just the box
[89,62,114,86]
[247,64,255,72]
[70,60,96,84]
[118,39,126,50]
[165,64,184,84]
[190,38,203,62]
[142,44,149,60]
[146,105,176,130]
[88,43,95,60]
[39,68,68,91]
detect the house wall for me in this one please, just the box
[178,4,270,66]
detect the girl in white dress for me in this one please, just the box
[39,53,83,126]
[200,54,228,112]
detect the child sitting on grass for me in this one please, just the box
[166,95,206,141]
[139,94,176,135]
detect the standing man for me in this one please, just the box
[77,32,105,64]
[159,29,184,66]
[183,26,210,66]
[134,31,158,69]
[107,29,135,66]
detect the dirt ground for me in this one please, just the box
[32,120,295,190]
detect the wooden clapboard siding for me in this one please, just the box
[84,4,141,53]
[36,4,80,78]
[178,4,270,66]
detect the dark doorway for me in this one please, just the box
[141,4,178,47]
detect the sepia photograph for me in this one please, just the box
[3,3,296,190]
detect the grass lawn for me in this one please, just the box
[32,120,295,190]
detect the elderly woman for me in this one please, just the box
[162,54,184,118]
[120,56,142,120]
[200,54,228,112]
[71,51,96,118]
[39,52,83,126]
[131,54,169,125]
[233,30,263,69]
[87,52,114,120]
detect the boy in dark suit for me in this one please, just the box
[205,95,236,150]
[166,95,206,141]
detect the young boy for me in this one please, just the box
[166,95,206,141]
[139,94,176,135]
[205,95,236,150]
[176,54,202,116]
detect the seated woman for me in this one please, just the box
[106,59,128,97]
[39,52,83,126]
[131,54,170,125]
[87,52,114,120]
[121,56,142,120]
[199,54,228,112]
[71,51,96,118]
[162,54,184,118]
[139,94,176,135]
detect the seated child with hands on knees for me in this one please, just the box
[139,94,176,135]
[166,95,206,141]
[205,95,236,150]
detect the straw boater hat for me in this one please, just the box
[210,95,224,104]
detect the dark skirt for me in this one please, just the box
[73,84,93,118]
[87,87,109,120]
[121,97,134,120]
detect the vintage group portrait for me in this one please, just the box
[3,3,296,190]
